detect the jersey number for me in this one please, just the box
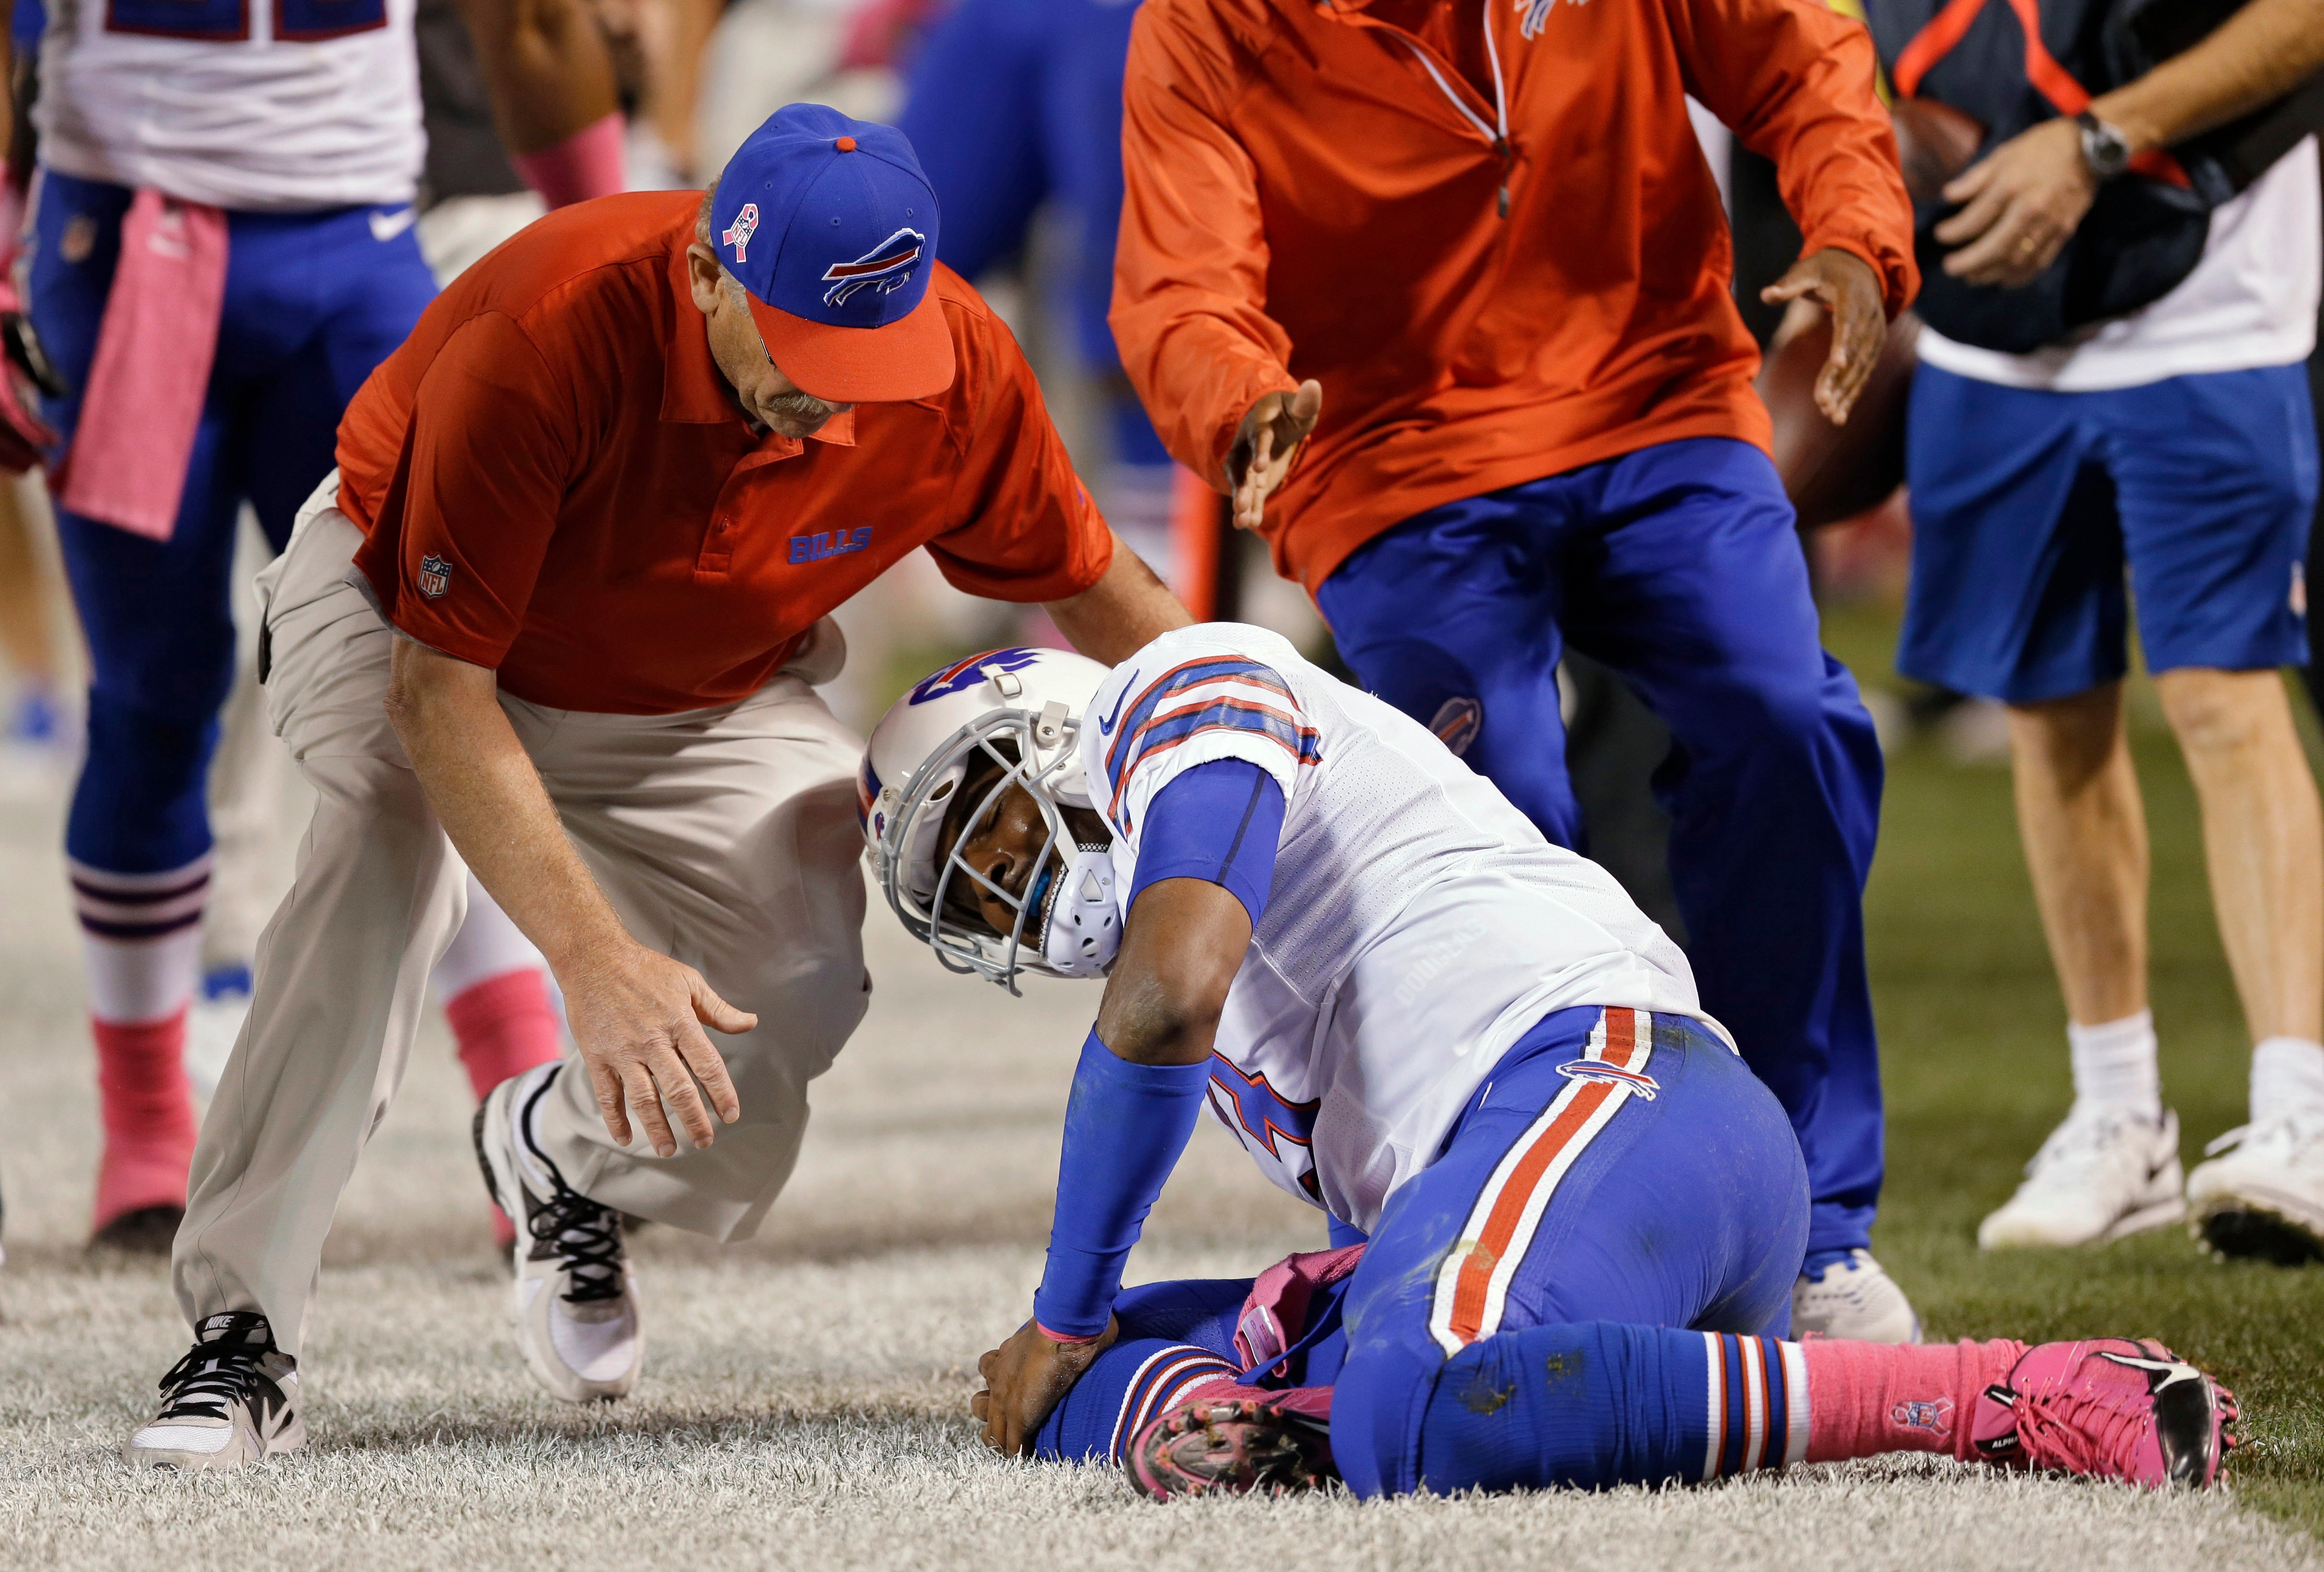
[105,0,385,40]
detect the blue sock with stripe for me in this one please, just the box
[1412,1323,1807,1493]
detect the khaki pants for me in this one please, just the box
[173,485,870,1356]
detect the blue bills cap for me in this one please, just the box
[708,104,953,403]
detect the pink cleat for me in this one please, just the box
[1970,1338,2237,1489]
[1125,1392,1337,1502]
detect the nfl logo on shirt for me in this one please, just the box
[417,554,452,599]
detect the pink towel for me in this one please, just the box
[1233,1243,1366,1378]
[60,188,227,541]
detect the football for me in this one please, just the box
[1890,95,1986,204]
[1757,306,1920,531]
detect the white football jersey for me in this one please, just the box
[1080,623,1719,1232]
[33,0,423,210]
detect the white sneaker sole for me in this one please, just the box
[123,1413,306,1471]
[1980,1193,2188,1250]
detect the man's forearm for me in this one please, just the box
[385,641,629,974]
[1044,534,1193,664]
[2094,0,2324,151]
[454,0,619,153]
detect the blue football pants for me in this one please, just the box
[1315,437,1885,1258]
[27,169,436,877]
[1037,1005,1809,1495]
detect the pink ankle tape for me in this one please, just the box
[446,967,564,1103]
[511,113,626,209]
[92,1009,197,1224]
[1801,1337,2025,1464]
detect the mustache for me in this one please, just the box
[763,388,851,422]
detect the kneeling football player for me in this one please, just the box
[861,626,2236,1498]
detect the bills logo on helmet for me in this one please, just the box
[1428,696,1482,757]
[417,554,452,599]
[822,227,925,307]
[1555,1059,1660,1099]
[722,202,760,263]
[907,647,1043,705]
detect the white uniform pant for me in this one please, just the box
[172,493,870,1355]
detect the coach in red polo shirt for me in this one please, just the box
[127,105,1189,1470]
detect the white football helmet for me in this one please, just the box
[860,646,1122,992]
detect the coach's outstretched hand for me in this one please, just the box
[1227,380,1322,532]
[1759,249,1886,427]
[974,1317,1120,1456]
[562,940,751,1158]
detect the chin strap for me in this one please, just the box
[1040,847,1122,978]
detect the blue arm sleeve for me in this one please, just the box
[1127,758,1285,926]
[1032,1029,1210,1339]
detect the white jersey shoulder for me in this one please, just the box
[33,0,423,210]
[1080,623,1715,1230]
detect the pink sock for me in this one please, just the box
[92,1009,198,1229]
[446,968,563,1247]
[1801,1337,2026,1463]
[511,113,626,209]
[447,967,564,1102]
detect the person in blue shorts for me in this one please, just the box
[1892,6,2324,1262]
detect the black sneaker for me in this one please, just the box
[124,1312,304,1470]
[475,1065,642,1402]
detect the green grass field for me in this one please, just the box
[1826,603,2324,1538]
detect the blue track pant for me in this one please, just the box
[1316,437,1885,1257]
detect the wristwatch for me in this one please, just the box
[2076,111,2134,180]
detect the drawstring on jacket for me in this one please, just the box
[1400,0,1514,216]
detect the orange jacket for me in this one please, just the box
[1112,0,1916,592]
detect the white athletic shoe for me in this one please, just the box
[1978,1107,2186,1250]
[2186,1115,2324,1266]
[474,1067,643,1402]
[124,1312,304,1470]
[1791,1250,1920,1343]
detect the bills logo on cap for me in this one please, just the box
[721,202,761,263]
[417,554,452,599]
[822,227,926,307]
